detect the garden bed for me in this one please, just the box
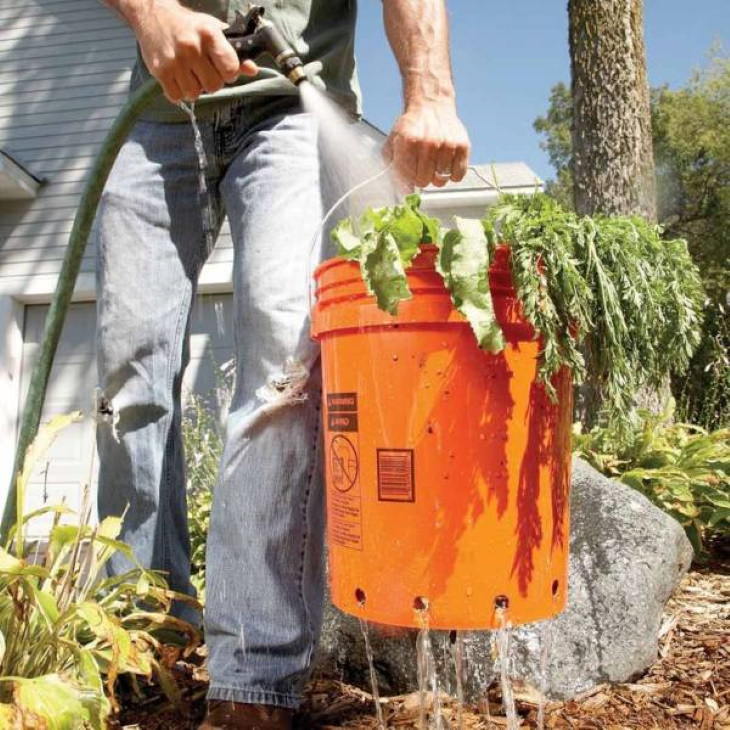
[112,567,728,729]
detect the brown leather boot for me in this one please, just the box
[198,700,294,730]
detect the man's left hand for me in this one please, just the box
[384,101,470,188]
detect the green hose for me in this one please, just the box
[0,66,316,542]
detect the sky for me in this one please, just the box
[354,0,729,182]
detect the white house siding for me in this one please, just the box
[0,0,236,290]
[19,294,235,538]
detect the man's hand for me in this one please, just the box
[385,101,470,188]
[383,0,470,188]
[108,0,258,104]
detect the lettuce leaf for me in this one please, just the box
[436,217,505,352]
[363,232,411,314]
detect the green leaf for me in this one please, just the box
[12,674,90,730]
[76,649,111,730]
[0,546,47,578]
[708,507,730,527]
[362,232,412,315]
[330,217,362,260]
[437,217,505,352]
[388,202,424,266]
[404,193,440,244]
[30,583,60,625]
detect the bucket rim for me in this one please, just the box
[314,243,443,281]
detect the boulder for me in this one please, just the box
[314,457,693,700]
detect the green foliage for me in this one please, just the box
[532,81,575,210]
[331,193,441,315]
[574,410,730,558]
[183,393,224,600]
[534,52,730,428]
[0,414,198,727]
[653,55,730,299]
[334,193,704,429]
[674,301,729,430]
[488,196,704,413]
[332,195,508,354]
[437,217,504,352]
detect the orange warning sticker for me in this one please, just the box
[328,434,362,550]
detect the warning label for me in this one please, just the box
[330,434,359,492]
[326,392,362,550]
[327,392,358,412]
[328,412,358,431]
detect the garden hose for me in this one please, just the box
[0,61,322,542]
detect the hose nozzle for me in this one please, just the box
[223,6,307,86]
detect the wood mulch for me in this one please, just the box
[114,567,729,729]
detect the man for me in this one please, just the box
[99,1,469,727]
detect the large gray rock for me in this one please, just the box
[314,457,693,700]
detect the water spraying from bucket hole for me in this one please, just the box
[449,630,465,730]
[413,600,446,730]
[495,604,519,730]
[358,617,386,730]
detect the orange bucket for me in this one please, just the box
[311,245,572,629]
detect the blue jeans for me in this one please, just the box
[95,98,325,709]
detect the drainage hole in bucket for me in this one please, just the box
[355,588,366,606]
[494,594,509,609]
[551,579,560,597]
[413,596,429,612]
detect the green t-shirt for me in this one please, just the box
[131,0,361,122]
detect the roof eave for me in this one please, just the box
[422,184,543,210]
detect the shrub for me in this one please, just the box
[0,413,199,727]
[183,394,224,600]
[574,408,730,557]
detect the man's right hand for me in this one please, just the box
[111,0,258,104]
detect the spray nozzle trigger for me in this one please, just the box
[223,5,307,86]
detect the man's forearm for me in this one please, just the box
[103,0,174,30]
[383,0,456,109]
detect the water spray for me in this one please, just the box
[223,5,307,86]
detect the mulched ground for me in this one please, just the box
[114,567,729,729]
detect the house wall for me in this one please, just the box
[0,0,239,300]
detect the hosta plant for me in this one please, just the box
[573,408,730,556]
[331,193,704,428]
[0,413,200,728]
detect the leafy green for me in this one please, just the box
[331,194,442,314]
[362,232,411,315]
[534,55,730,430]
[437,217,504,352]
[574,409,729,557]
[331,192,704,429]
[485,194,704,421]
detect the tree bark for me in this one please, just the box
[569,0,657,221]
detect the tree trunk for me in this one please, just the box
[569,0,657,221]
